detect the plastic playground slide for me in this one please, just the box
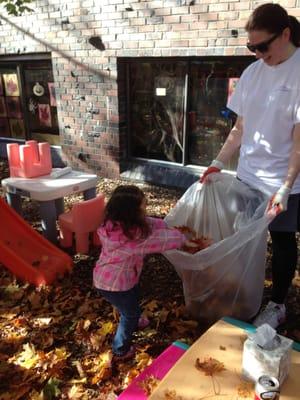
[0,197,72,286]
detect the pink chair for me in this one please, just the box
[58,194,105,254]
[7,140,52,178]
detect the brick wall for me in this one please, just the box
[0,0,299,178]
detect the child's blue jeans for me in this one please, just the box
[98,285,141,356]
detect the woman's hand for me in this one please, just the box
[199,160,224,183]
[267,185,291,216]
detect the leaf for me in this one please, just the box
[32,317,52,328]
[138,374,160,396]
[135,350,152,370]
[195,357,226,376]
[143,299,159,312]
[90,351,112,384]
[99,321,115,336]
[13,343,40,369]
[236,380,254,398]
[0,385,31,400]
[28,291,42,309]
[42,377,61,400]
[68,384,85,399]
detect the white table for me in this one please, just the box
[1,169,98,243]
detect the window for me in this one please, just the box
[124,57,254,170]
[0,54,59,144]
[129,61,187,163]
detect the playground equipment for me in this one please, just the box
[7,140,52,178]
[58,194,105,254]
[0,197,72,286]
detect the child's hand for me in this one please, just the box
[181,240,201,254]
[182,237,213,254]
[174,225,196,240]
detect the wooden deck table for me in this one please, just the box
[149,319,300,400]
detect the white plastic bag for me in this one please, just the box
[164,173,273,322]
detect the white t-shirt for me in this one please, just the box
[228,48,300,196]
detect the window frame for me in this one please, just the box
[0,53,58,141]
[120,56,255,169]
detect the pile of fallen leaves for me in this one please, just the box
[0,160,299,400]
[174,226,213,253]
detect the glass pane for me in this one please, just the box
[130,61,187,163]
[0,69,25,139]
[23,62,59,136]
[188,58,253,170]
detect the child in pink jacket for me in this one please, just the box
[93,185,187,360]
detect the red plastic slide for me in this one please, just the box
[0,197,72,286]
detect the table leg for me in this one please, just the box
[55,198,65,217]
[6,193,23,216]
[83,187,96,200]
[39,200,58,244]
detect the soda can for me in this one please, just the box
[254,375,280,400]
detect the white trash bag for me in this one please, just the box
[164,173,273,322]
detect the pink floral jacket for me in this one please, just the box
[93,217,185,291]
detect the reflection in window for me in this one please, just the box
[126,57,254,170]
[130,62,187,163]
[188,60,250,170]
[0,56,59,144]
[0,71,24,139]
[24,65,58,136]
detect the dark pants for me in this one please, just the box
[270,231,298,303]
[269,193,300,304]
[98,285,141,356]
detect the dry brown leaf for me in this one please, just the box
[237,380,254,398]
[138,374,160,396]
[164,389,184,399]
[195,356,226,376]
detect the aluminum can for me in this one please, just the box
[254,375,280,400]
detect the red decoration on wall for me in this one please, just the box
[38,104,52,127]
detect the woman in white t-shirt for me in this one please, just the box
[200,3,300,329]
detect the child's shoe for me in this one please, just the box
[138,316,150,329]
[113,346,136,362]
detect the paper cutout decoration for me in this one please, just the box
[6,97,22,119]
[28,97,38,114]
[0,118,10,136]
[227,78,239,104]
[33,82,45,97]
[0,97,7,117]
[48,82,57,107]
[9,118,25,138]
[38,104,52,127]
[3,74,20,96]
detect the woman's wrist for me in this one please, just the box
[211,159,225,170]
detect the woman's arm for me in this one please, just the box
[267,123,300,214]
[284,123,300,189]
[200,116,243,182]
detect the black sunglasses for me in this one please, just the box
[246,32,280,53]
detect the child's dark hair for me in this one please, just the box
[245,3,300,47]
[104,185,151,240]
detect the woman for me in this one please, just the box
[201,3,300,329]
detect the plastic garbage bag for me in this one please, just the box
[164,173,273,322]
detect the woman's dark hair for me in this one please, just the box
[245,3,300,47]
[104,185,151,240]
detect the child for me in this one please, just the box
[93,185,188,361]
